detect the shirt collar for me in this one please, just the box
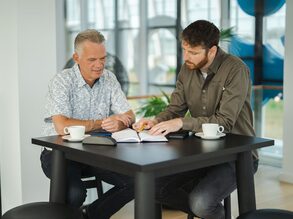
[72,64,88,88]
[207,47,228,75]
[72,64,104,88]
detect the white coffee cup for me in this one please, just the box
[202,123,224,137]
[63,126,85,139]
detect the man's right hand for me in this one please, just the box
[132,118,158,132]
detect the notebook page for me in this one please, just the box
[138,131,168,142]
[112,128,140,142]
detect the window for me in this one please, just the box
[65,0,224,96]
[64,0,285,166]
[182,0,220,28]
[230,0,286,166]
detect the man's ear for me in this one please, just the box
[210,45,217,55]
[72,52,79,64]
[208,45,217,58]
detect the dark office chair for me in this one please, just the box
[236,209,293,219]
[2,202,83,219]
[82,176,104,198]
[2,177,103,219]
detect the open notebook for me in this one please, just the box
[112,128,168,143]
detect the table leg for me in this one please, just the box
[50,149,66,203]
[236,151,256,214]
[135,172,155,219]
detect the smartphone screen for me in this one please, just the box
[90,130,112,137]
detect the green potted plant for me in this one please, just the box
[220,27,235,42]
[136,91,170,118]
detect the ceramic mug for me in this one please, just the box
[63,125,85,139]
[202,123,224,137]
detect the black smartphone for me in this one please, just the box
[166,130,190,139]
[90,130,112,137]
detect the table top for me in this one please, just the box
[32,134,274,177]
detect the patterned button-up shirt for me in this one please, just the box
[43,64,130,136]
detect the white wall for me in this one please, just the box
[0,0,58,212]
[280,1,293,183]
[0,0,23,211]
[56,0,67,72]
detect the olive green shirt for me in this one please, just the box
[156,48,257,157]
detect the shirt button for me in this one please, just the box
[202,90,206,93]
[203,106,206,110]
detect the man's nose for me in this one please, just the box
[183,52,189,62]
[95,60,104,68]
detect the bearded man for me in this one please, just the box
[133,20,258,219]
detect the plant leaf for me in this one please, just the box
[220,27,235,42]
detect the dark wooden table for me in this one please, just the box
[32,134,274,219]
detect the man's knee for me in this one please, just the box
[189,191,224,219]
[189,194,209,217]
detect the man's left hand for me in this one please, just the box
[111,114,133,127]
[149,118,183,136]
[101,116,127,132]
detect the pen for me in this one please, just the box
[138,124,146,132]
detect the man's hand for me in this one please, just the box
[110,114,133,127]
[101,110,135,132]
[149,118,183,136]
[101,116,125,132]
[132,118,158,132]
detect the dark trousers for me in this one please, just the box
[40,149,134,219]
[156,160,259,219]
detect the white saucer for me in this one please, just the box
[194,132,226,140]
[62,134,90,142]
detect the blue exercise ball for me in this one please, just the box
[237,0,285,16]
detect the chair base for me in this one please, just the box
[3,202,83,219]
[237,209,293,219]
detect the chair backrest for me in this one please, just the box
[82,176,104,198]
